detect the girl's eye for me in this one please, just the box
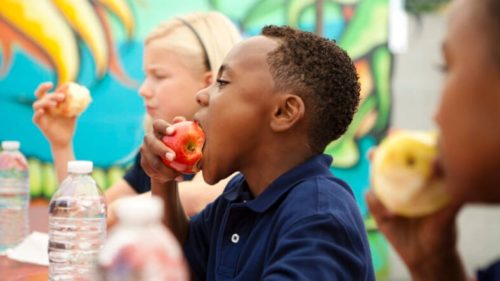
[148,70,169,80]
[215,79,229,88]
[153,73,167,80]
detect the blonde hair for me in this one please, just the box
[143,11,241,132]
[145,11,241,78]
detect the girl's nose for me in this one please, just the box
[138,81,152,98]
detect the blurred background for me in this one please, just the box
[1,0,499,279]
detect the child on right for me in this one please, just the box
[141,25,375,280]
[366,0,500,280]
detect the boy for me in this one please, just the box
[366,0,500,280]
[141,25,375,280]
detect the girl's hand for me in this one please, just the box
[32,82,77,148]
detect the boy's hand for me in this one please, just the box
[32,82,77,148]
[366,190,466,281]
[141,118,184,184]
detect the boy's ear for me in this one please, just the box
[270,94,305,132]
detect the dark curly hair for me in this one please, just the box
[261,25,360,153]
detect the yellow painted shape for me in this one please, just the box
[0,0,78,84]
[97,0,135,38]
[52,0,109,76]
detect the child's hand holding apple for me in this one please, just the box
[160,120,204,175]
[141,118,205,184]
[32,82,91,147]
[370,130,450,217]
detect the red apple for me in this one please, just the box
[161,121,205,174]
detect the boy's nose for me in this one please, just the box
[196,87,209,106]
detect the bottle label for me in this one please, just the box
[0,152,28,173]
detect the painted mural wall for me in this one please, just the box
[1,0,391,277]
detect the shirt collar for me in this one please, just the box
[222,154,334,213]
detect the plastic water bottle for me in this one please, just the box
[98,196,188,281]
[0,140,30,254]
[48,160,107,280]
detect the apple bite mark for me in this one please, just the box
[161,121,205,174]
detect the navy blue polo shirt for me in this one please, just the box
[477,259,500,281]
[184,154,375,281]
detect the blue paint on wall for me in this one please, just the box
[0,41,146,167]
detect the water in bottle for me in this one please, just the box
[0,140,30,254]
[48,160,106,280]
[98,196,188,281]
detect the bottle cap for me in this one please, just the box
[1,141,20,150]
[115,196,164,224]
[67,160,93,174]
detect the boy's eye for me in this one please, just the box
[215,79,229,88]
[435,62,448,73]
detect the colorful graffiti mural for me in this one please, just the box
[1,0,392,277]
[0,0,145,168]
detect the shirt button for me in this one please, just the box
[231,233,240,244]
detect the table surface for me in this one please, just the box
[0,201,49,281]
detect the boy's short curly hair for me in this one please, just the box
[262,25,360,153]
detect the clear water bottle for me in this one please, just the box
[0,140,30,254]
[98,196,188,281]
[49,160,107,280]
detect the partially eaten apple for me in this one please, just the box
[49,82,92,117]
[161,121,205,174]
[371,130,450,217]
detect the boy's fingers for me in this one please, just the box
[365,190,379,215]
[140,144,165,174]
[166,126,175,135]
[387,128,400,136]
[140,145,177,180]
[365,190,393,222]
[165,149,176,161]
[34,82,53,98]
[432,201,462,226]
[172,116,186,123]
[140,149,160,175]
[152,119,170,136]
[143,133,169,157]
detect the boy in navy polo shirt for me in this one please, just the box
[141,25,375,280]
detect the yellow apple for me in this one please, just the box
[371,130,450,217]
